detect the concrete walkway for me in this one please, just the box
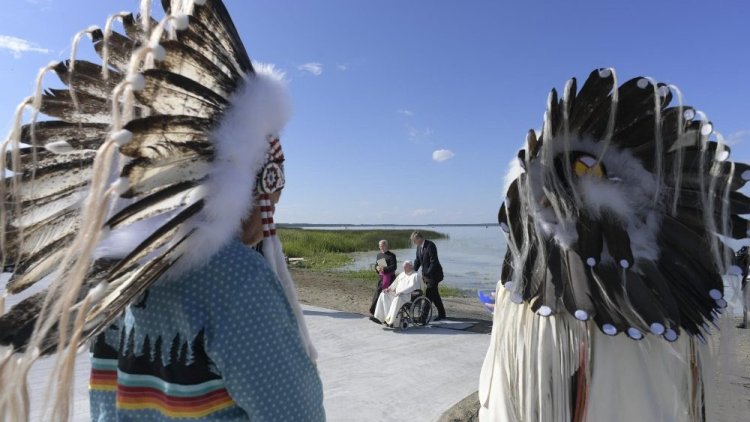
[21,305,489,421]
[305,306,489,422]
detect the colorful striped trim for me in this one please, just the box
[115,371,236,418]
[116,373,228,396]
[117,386,235,418]
[90,370,118,392]
[89,357,118,392]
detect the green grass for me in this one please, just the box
[338,269,378,282]
[438,285,465,298]
[277,228,447,260]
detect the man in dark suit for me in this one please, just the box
[411,231,446,320]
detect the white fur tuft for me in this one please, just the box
[171,64,291,274]
[503,155,525,197]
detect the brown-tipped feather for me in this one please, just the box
[106,181,198,230]
[54,60,123,100]
[120,115,214,158]
[40,89,110,124]
[135,69,227,119]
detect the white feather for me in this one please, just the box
[93,213,177,259]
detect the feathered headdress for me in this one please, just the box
[0,0,314,418]
[479,68,749,421]
[499,68,749,341]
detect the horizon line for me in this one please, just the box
[278,223,499,227]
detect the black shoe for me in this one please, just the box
[434,316,447,322]
[738,323,747,329]
[369,316,382,324]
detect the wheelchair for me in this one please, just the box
[395,289,433,330]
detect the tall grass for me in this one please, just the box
[278,228,447,258]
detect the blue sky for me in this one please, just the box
[1,0,748,224]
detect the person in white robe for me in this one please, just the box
[373,261,423,327]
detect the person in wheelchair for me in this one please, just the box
[373,261,423,328]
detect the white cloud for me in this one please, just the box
[406,123,432,142]
[432,149,455,162]
[411,208,434,217]
[398,109,414,117]
[25,0,52,7]
[0,35,50,59]
[297,62,323,76]
[336,64,348,71]
[725,129,750,146]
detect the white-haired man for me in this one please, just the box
[373,261,423,328]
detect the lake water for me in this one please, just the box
[301,225,507,291]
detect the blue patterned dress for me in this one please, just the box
[89,240,325,421]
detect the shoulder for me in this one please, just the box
[214,240,268,270]
[185,240,276,289]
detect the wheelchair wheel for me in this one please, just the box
[410,296,433,326]
[396,304,410,327]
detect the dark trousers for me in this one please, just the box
[369,277,383,315]
[424,279,446,318]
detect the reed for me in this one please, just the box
[277,228,447,259]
